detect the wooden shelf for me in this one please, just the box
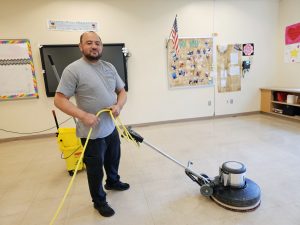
[260,87,300,93]
[269,112,300,121]
[272,101,300,107]
[260,88,300,122]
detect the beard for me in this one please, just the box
[83,51,102,61]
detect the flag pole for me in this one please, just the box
[166,15,177,49]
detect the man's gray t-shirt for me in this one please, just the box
[56,58,125,139]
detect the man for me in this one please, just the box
[54,31,129,217]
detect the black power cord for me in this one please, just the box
[0,117,73,135]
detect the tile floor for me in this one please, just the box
[1,114,300,225]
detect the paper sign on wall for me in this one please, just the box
[284,23,300,63]
[47,20,98,31]
[285,23,300,45]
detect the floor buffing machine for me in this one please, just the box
[126,127,261,212]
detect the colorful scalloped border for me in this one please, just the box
[0,39,38,100]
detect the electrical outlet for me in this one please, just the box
[208,100,211,106]
[230,99,233,104]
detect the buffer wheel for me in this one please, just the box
[200,184,213,197]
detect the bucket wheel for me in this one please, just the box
[68,170,74,176]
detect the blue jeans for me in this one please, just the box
[81,128,121,205]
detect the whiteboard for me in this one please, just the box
[0,39,38,100]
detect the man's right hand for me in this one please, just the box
[81,112,100,128]
[54,92,100,128]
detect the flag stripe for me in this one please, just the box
[171,17,179,55]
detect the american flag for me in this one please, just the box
[171,16,179,55]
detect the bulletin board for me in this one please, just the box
[167,37,214,88]
[217,44,242,93]
[0,39,38,100]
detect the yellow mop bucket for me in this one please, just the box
[57,127,84,176]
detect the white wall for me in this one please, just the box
[214,0,279,115]
[0,0,280,139]
[276,0,300,87]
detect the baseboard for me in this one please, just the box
[0,133,56,144]
[128,111,260,128]
[0,111,260,143]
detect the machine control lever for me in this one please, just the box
[126,127,144,143]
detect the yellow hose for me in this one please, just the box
[49,109,137,225]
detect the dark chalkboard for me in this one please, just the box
[40,44,128,97]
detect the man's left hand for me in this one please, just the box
[110,104,121,117]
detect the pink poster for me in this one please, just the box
[285,22,300,45]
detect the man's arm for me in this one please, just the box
[110,88,127,117]
[54,92,99,127]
